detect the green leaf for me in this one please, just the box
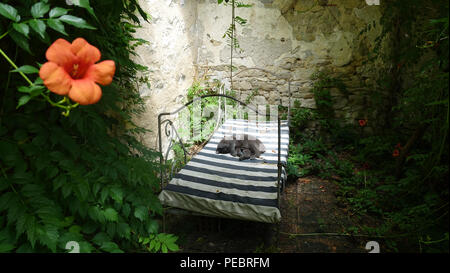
[69,225,82,234]
[8,31,32,55]
[25,217,37,248]
[49,7,69,18]
[234,16,247,26]
[0,3,20,22]
[21,184,46,199]
[429,18,448,25]
[17,95,31,109]
[100,188,109,203]
[134,206,148,221]
[59,15,96,30]
[100,242,124,253]
[29,19,47,39]
[31,2,50,18]
[16,214,33,237]
[17,86,46,99]
[61,216,74,228]
[161,244,168,253]
[117,222,131,239]
[92,232,110,246]
[12,65,39,74]
[109,187,123,204]
[146,220,159,234]
[38,225,59,252]
[72,0,97,21]
[34,77,44,85]
[166,241,180,252]
[88,206,105,222]
[149,239,156,251]
[12,23,30,38]
[47,19,68,36]
[103,208,118,222]
[30,86,46,97]
[78,241,94,253]
[7,200,24,225]
[76,181,90,200]
[122,203,131,218]
[52,175,66,193]
[61,183,72,198]
[155,240,161,252]
[236,3,253,8]
[18,86,30,93]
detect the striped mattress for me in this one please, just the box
[158,119,289,223]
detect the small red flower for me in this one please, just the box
[395,143,403,149]
[392,149,400,157]
[358,119,367,127]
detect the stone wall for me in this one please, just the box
[132,0,199,149]
[133,0,383,149]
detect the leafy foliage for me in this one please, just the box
[182,75,257,145]
[287,0,449,252]
[184,80,222,143]
[139,233,179,253]
[218,0,252,53]
[0,0,173,253]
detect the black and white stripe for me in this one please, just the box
[158,119,289,223]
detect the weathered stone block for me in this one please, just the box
[234,81,253,90]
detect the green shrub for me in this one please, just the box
[0,0,171,253]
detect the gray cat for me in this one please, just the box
[216,134,266,161]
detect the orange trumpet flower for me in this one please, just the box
[39,38,115,105]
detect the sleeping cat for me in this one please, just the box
[215,134,266,161]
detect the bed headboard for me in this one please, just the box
[157,67,292,189]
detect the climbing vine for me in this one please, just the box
[0,0,174,253]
